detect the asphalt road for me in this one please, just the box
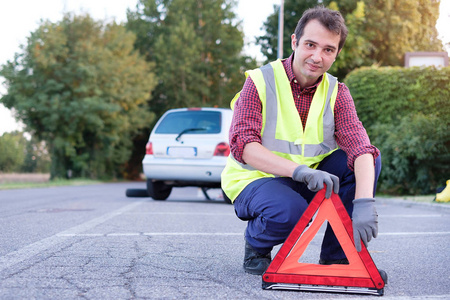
[0,182,449,300]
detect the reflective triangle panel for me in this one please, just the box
[263,188,385,292]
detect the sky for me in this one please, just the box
[0,0,449,135]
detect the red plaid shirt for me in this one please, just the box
[229,53,379,170]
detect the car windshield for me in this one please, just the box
[155,111,222,134]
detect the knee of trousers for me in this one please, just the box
[255,205,305,238]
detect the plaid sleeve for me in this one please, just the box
[334,83,380,170]
[229,76,263,163]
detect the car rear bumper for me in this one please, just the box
[142,155,227,182]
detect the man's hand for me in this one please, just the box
[352,198,378,252]
[292,165,339,198]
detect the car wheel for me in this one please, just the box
[147,179,172,200]
[222,190,232,204]
[125,188,149,198]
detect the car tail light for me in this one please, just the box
[214,142,230,156]
[146,142,153,155]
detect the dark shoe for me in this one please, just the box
[243,241,271,275]
[318,258,349,265]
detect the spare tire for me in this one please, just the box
[125,188,149,198]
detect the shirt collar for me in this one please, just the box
[283,53,296,82]
[283,52,323,91]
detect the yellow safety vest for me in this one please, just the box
[221,59,339,202]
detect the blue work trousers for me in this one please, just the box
[233,149,381,261]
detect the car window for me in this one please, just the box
[155,111,222,134]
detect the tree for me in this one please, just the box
[153,16,207,108]
[0,14,156,179]
[256,0,319,62]
[126,0,257,117]
[327,1,372,79]
[21,136,51,173]
[363,0,442,66]
[256,0,371,79]
[0,132,26,172]
[124,0,257,179]
[257,0,444,78]
[345,66,450,194]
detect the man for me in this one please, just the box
[221,6,381,275]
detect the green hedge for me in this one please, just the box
[345,66,450,195]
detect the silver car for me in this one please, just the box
[142,107,233,203]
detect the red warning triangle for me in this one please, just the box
[262,189,385,293]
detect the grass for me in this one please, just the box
[0,178,103,190]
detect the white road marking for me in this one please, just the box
[125,212,445,218]
[56,232,243,237]
[124,212,235,216]
[379,231,450,236]
[0,201,145,272]
[55,231,450,237]
[2,201,448,275]
[380,296,450,300]
[380,214,444,218]
[142,232,242,236]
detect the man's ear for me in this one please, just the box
[291,34,297,51]
[335,49,342,59]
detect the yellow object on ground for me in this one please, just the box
[436,180,450,202]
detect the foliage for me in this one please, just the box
[0,132,51,173]
[363,0,442,66]
[256,0,318,62]
[0,132,26,172]
[256,0,375,79]
[124,0,257,179]
[126,0,257,117]
[0,14,156,179]
[326,1,371,79]
[21,136,51,173]
[0,178,102,190]
[257,0,444,79]
[345,66,450,194]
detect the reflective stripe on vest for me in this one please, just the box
[260,62,338,157]
[221,60,339,201]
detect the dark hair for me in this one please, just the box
[294,6,348,51]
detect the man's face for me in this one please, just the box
[291,19,341,87]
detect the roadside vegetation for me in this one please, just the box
[346,66,450,195]
[0,178,102,190]
[0,0,448,196]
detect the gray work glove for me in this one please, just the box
[352,198,378,252]
[292,165,339,199]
